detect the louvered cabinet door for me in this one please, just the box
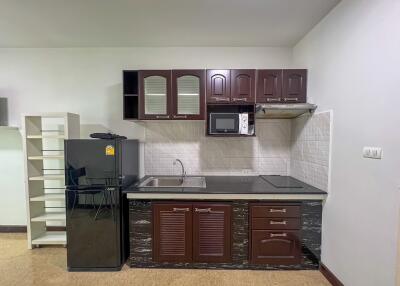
[153,204,192,263]
[193,204,232,263]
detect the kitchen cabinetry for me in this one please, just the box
[206,69,231,103]
[256,69,282,103]
[172,70,205,120]
[282,69,307,103]
[153,203,193,262]
[230,69,255,103]
[123,70,139,120]
[250,203,301,265]
[207,69,255,104]
[152,202,232,263]
[139,70,205,120]
[193,204,231,263]
[139,70,171,120]
[256,69,307,103]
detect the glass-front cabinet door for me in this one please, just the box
[139,70,171,120]
[172,70,205,120]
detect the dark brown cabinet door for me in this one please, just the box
[172,70,205,120]
[153,203,192,263]
[282,69,307,103]
[139,70,171,120]
[193,204,231,263]
[251,230,300,265]
[206,70,231,103]
[256,69,282,103]
[231,69,255,104]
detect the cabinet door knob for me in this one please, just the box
[283,97,299,102]
[172,207,189,212]
[269,208,286,213]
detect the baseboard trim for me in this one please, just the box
[320,262,344,286]
[0,225,27,233]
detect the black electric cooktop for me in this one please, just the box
[260,175,303,188]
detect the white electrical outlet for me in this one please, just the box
[363,147,382,159]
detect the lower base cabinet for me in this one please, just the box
[251,230,301,264]
[250,203,301,265]
[153,202,232,263]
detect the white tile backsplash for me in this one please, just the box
[143,113,331,191]
[289,111,331,191]
[144,120,291,176]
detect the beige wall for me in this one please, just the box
[293,0,400,285]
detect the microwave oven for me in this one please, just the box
[209,113,249,135]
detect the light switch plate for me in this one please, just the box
[363,147,382,159]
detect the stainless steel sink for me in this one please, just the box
[138,176,206,188]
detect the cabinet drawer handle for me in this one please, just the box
[266,98,281,102]
[270,220,287,225]
[155,115,170,119]
[195,208,211,213]
[173,115,187,119]
[269,208,286,213]
[270,233,287,238]
[172,207,189,212]
[283,98,299,102]
[232,98,247,102]
[212,97,230,101]
[261,238,291,244]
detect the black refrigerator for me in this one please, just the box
[64,139,139,271]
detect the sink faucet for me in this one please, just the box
[173,159,186,183]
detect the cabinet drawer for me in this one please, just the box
[252,218,300,230]
[251,230,301,265]
[251,205,300,218]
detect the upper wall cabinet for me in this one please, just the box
[172,70,205,120]
[206,70,231,103]
[256,69,282,103]
[282,69,307,103]
[256,69,307,104]
[207,69,255,104]
[139,70,205,120]
[231,69,256,104]
[139,70,171,120]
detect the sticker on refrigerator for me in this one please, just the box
[105,145,115,156]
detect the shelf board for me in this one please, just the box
[31,231,66,245]
[27,135,65,139]
[0,126,19,131]
[29,175,65,181]
[30,194,65,202]
[28,155,64,160]
[31,212,66,222]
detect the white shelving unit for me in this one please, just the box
[22,112,80,249]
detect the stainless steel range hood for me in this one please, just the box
[256,103,317,119]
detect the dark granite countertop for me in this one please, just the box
[124,175,327,195]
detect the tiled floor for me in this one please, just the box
[0,233,330,286]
